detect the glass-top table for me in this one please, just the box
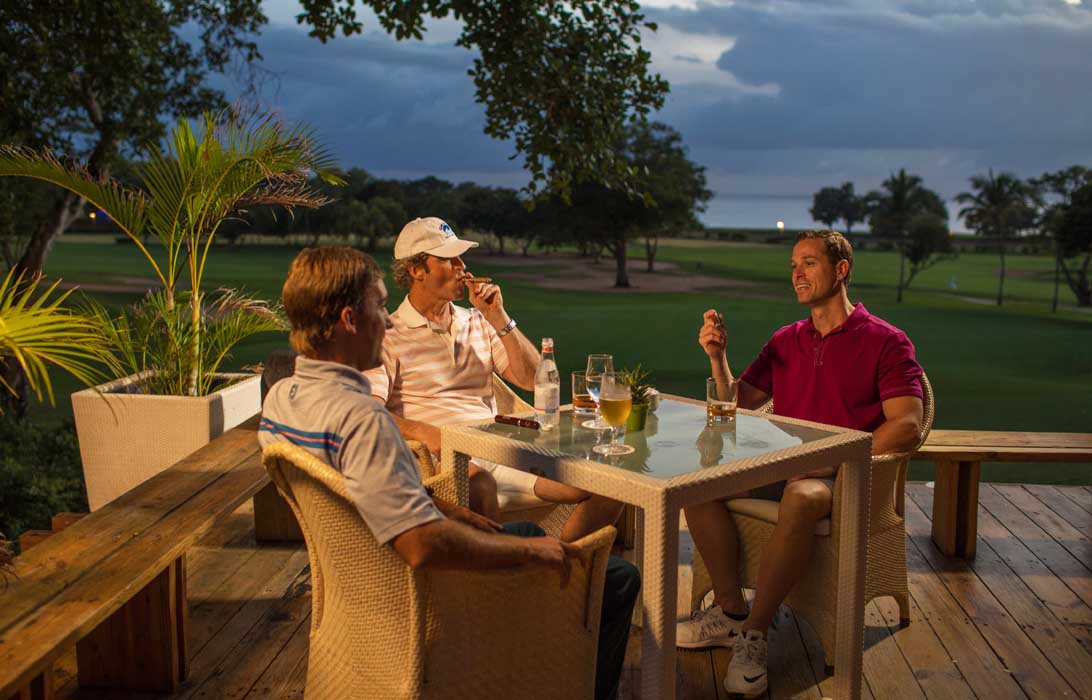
[477,398,837,480]
[441,394,873,700]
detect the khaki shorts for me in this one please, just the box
[472,458,545,509]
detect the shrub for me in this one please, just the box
[0,414,86,546]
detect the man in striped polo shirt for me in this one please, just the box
[364,217,625,542]
[261,246,639,700]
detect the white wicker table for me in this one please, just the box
[442,394,872,700]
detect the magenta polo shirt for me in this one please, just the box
[740,303,923,433]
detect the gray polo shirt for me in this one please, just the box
[259,356,442,545]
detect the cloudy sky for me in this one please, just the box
[228,0,1092,228]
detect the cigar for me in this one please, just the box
[495,415,540,430]
[462,275,493,284]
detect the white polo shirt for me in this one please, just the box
[259,357,442,545]
[364,296,511,426]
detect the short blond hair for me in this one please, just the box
[797,229,854,285]
[391,252,429,289]
[282,247,382,355]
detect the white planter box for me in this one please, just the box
[72,372,261,511]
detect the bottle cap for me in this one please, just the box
[541,337,554,352]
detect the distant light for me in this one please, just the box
[776,220,785,231]
[88,211,97,220]
[1063,0,1080,5]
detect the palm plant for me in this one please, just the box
[0,108,341,395]
[866,169,948,303]
[956,170,1036,307]
[0,269,115,410]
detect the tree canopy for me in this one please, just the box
[296,0,668,201]
[865,169,949,302]
[956,170,1037,306]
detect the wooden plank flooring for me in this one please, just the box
[49,483,1092,700]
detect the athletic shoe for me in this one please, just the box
[676,605,744,649]
[724,629,768,698]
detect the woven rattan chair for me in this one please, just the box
[410,374,575,535]
[688,373,935,673]
[262,440,615,700]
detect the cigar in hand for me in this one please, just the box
[462,274,493,285]
[495,415,540,430]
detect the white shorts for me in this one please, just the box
[472,458,547,509]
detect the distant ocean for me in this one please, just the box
[699,193,967,232]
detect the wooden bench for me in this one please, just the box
[0,415,300,700]
[914,430,1092,559]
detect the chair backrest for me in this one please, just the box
[492,373,533,414]
[262,441,427,699]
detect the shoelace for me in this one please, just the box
[690,607,730,634]
[737,635,767,667]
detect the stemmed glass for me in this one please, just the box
[583,354,614,430]
[593,372,635,456]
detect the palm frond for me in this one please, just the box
[0,271,116,407]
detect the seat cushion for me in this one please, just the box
[725,498,831,536]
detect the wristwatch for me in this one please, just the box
[496,318,517,337]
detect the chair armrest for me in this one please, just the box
[831,452,911,539]
[423,470,461,506]
[406,439,438,479]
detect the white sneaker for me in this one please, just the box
[724,629,768,698]
[676,605,744,649]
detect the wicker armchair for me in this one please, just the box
[688,373,935,673]
[410,374,575,535]
[262,440,615,700]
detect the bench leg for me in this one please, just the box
[932,460,980,559]
[5,667,53,700]
[76,556,187,693]
[254,482,304,542]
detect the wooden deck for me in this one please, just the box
[44,482,1092,700]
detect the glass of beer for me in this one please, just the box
[593,372,635,456]
[583,354,614,430]
[572,371,597,416]
[706,377,738,424]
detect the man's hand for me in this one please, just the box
[699,309,727,359]
[447,505,503,533]
[525,537,586,588]
[466,275,509,329]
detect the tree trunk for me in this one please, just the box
[1058,254,1092,307]
[645,235,658,273]
[14,192,84,279]
[496,234,506,256]
[896,248,906,303]
[613,239,630,288]
[996,231,1006,306]
[1052,251,1060,313]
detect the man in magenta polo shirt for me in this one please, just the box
[678,230,924,698]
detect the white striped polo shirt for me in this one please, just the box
[363,296,511,426]
[259,356,442,545]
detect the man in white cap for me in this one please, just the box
[364,217,624,542]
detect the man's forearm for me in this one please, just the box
[499,328,540,390]
[871,417,919,455]
[389,412,441,453]
[404,519,539,570]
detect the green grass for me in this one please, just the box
[32,237,1092,485]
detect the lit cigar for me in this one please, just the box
[495,415,540,430]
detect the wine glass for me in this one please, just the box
[583,354,614,430]
[593,372,635,456]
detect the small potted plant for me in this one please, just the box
[621,364,654,432]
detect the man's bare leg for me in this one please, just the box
[533,477,624,542]
[467,463,500,521]
[744,479,832,633]
[683,500,748,616]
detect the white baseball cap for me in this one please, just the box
[393,217,478,260]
